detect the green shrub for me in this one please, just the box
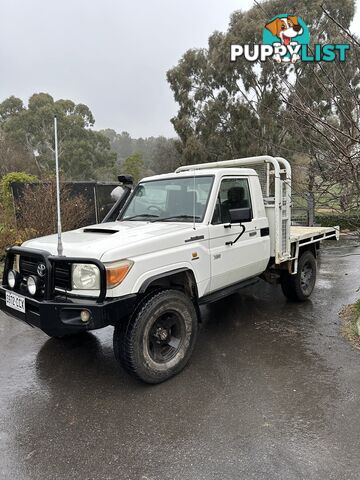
[316,214,359,231]
[0,225,35,261]
[0,171,38,212]
[355,299,360,315]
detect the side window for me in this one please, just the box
[211,178,252,225]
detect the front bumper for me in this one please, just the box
[0,286,137,337]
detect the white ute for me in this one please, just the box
[0,156,339,383]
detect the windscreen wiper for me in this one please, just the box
[151,215,201,223]
[122,214,159,221]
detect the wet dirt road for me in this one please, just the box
[0,239,359,480]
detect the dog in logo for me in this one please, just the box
[265,15,303,63]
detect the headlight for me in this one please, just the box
[72,264,100,290]
[106,260,133,289]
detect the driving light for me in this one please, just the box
[27,275,39,296]
[7,270,20,289]
[80,310,91,323]
[72,264,100,290]
[106,260,133,288]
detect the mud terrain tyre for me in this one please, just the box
[281,250,317,302]
[113,289,198,384]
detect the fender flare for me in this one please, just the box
[138,267,198,297]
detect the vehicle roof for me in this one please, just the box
[141,168,258,182]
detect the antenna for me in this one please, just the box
[54,116,64,256]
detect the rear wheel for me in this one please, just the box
[281,251,317,302]
[113,289,198,384]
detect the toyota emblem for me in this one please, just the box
[37,263,46,277]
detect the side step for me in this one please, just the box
[199,277,259,305]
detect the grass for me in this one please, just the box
[340,300,360,348]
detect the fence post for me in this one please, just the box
[93,185,99,224]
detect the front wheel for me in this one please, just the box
[113,289,198,384]
[281,250,317,302]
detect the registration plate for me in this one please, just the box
[5,291,26,313]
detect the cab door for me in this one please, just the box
[209,176,267,292]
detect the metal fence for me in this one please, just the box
[11,181,119,225]
[291,193,315,226]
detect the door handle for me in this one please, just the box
[249,231,257,237]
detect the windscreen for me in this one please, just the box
[120,176,214,223]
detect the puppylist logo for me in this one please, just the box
[231,14,350,64]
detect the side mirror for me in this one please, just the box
[229,207,252,223]
[102,185,133,223]
[110,186,124,202]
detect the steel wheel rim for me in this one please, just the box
[147,311,185,364]
[300,261,314,295]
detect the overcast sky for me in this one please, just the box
[1,0,359,138]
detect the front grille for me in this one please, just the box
[53,261,72,290]
[19,256,38,276]
[19,256,71,291]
